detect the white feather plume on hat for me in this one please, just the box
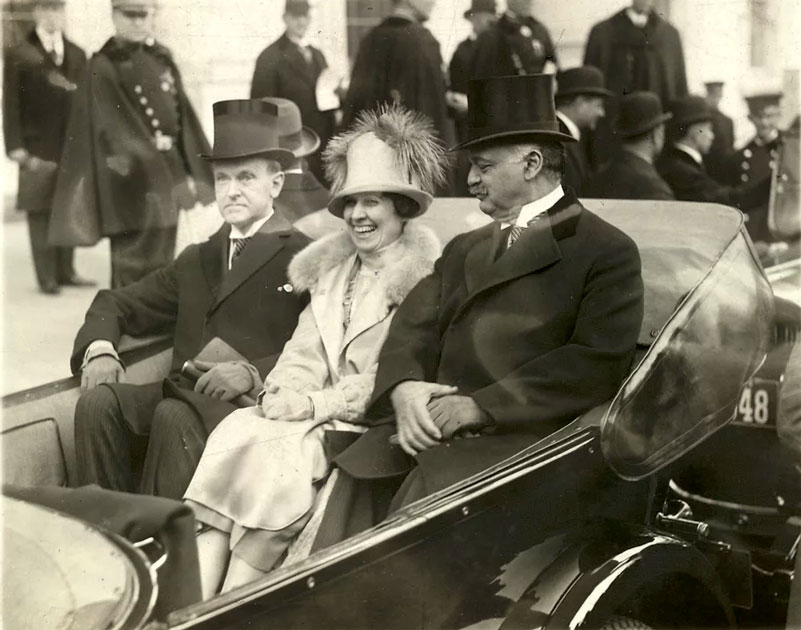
[324,104,449,218]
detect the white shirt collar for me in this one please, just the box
[229,212,272,240]
[36,27,64,61]
[505,184,565,228]
[284,168,303,175]
[675,143,704,166]
[625,8,649,27]
[556,111,581,141]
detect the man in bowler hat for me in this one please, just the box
[555,66,612,196]
[72,100,311,499]
[586,91,674,200]
[331,74,644,511]
[657,95,770,213]
[3,0,93,294]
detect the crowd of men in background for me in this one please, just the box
[3,0,791,294]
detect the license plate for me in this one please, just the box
[732,378,779,427]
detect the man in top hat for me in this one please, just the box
[470,0,558,81]
[72,100,311,500]
[555,66,612,196]
[657,95,770,213]
[49,0,214,288]
[331,74,644,510]
[343,0,452,155]
[703,80,735,182]
[3,0,93,294]
[724,91,784,243]
[250,0,336,185]
[262,97,330,224]
[586,91,674,200]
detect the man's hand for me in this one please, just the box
[390,381,458,456]
[260,383,313,421]
[193,360,253,401]
[428,395,490,440]
[8,148,29,165]
[81,355,126,391]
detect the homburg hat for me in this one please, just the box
[614,91,672,138]
[667,95,713,130]
[201,99,295,168]
[556,66,613,99]
[259,97,320,158]
[452,74,576,150]
[324,105,448,219]
[285,0,310,16]
[464,0,496,18]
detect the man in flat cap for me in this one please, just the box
[555,66,611,196]
[72,100,310,499]
[49,0,214,288]
[703,80,735,182]
[332,74,644,511]
[657,95,770,212]
[3,0,93,294]
[586,91,674,200]
[470,0,558,81]
[250,0,336,185]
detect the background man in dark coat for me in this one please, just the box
[250,0,337,185]
[2,0,93,294]
[469,0,557,80]
[584,0,687,167]
[703,80,735,182]
[657,95,770,212]
[49,0,214,288]
[342,0,451,151]
[334,74,644,509]
[587,91,674,200]
[72,100,310,500]
[555,66,611,196]
[723,91,784,243]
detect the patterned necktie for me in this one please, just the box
[230,237,250,265]
[506,213,544,250]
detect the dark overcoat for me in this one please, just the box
[657,146,769,210]
[470,13,557,79]
[334,193,644,500]
[274,170,330,224]
[71,214,310,434]
[49,37,214,247]
[343,16,450,146]
[250,33,336,181]
[2,29,86,211]
[586,150,674,200]
[705,108,735,182]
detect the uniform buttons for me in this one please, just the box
[769,160,776,169]
[741,174,750,182]
[154,128,163,137]
[139,97,148,105]
[134,85,143,94]
[145,107,154,116]
[741,161,750,170]
[770,149,778,158]
[650,328,660,338]
[743,149,753,158]
[161,81,170,92]
[151,119,160,128]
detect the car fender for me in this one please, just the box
[498,528,736,630]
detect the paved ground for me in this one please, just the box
[2,214,110,395]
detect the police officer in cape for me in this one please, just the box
[2,0,93,294]
[49,0,214,288]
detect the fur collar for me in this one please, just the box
[288,222,440,306]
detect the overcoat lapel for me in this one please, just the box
[210,213,292,313]
[280,35,315,87]
[198,225,229,302]
[463,222,502,294]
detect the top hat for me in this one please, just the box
[259,97,320,158]
[464,0,496,18]
[704,80,724,89]
[200,99,295,168]
[111,0,156,9]
[614,91,672,139]
[285,0,310,16]
[453,74,575,151]
[556,66,613,99]
[745,91,783,115]
[325,106,447,218]
[667,96,713,130]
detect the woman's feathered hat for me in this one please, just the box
[324,105,448,218]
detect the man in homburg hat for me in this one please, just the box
[72,100,311,499]
[586,91,674,200]
[555,65,612,196]
[657,95,770,213]
[724,90,784,243]
[3,0,93,294]
[703,80,735,182]
[49,0,214,288]
[250,0,336,185]
[332,74,644,510]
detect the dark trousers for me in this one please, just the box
[109,227,177,289]
[27,212,74,289]
[74,383,207,499]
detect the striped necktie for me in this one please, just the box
[230,237,250,264]
[506,213,544,250]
